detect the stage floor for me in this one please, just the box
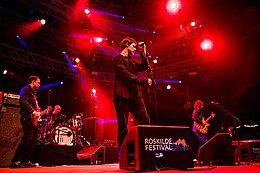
[1,163,260,173]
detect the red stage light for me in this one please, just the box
[166,0,181,14]
[92,88,96,94]
[200,39,213,51]
[75,57,80,63]
[84,8,90,15]
[40,19,46,25]
[95,37,103,43]
[190,21,196,27]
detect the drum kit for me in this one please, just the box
[38,113,90,146]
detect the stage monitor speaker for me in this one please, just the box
[198,133,234,165]
[0,105,23,167]
[77,145,105,164]
[119,125,194,171]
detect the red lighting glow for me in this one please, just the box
[166,0,181,14]
[200,39,213,51]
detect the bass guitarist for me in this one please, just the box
[11,76,46,168]
[192,100,215,147]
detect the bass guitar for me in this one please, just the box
[195,112,215,134]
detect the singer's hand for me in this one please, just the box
[148,78,152,86]
[138,43,147,57]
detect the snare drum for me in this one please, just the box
[53,126,74,145]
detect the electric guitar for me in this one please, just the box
[195,112,215,134]
[30,106,52,127]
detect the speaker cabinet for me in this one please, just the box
[119,125,194,171]
[0,105,23,167]
[198,133,234,165]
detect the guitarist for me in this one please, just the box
[10,76,42,168]
[192,100,215,148]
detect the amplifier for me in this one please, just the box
[0,92,20,106]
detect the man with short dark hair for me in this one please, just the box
[113,37,152,153]
[10,75,45,168]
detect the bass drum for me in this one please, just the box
[53,126,74,145]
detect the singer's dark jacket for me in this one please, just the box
[113,53,149,100]
[19,85,38,118]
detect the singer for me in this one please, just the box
[112,37,152,156]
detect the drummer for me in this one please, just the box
[48,105,67,126]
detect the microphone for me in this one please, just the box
[138,41,152,47]
[211,101,219,105]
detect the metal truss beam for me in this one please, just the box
[1,42,208,83]
[0,42,114,83]
[153,57,209,79]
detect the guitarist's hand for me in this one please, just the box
[33,111,41,119]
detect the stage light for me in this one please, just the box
[63,51,66,54]
[60,82,64,84]
[75,57,80,63]
[190,21,196,27]
[92,88,96,94]
[84,8,90,15]
[40,19,46,25]
[95,37,103,43]
[3,69,7,75]
[166,85,171,90]
[153,59,158,64]
[200,39,213,51]
[166,0,181,14]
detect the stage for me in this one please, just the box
[1,163,260,173]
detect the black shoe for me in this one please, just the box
[24,162,39,168]
[10,162,26,168]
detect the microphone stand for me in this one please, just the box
[212,103,242,163]
[146,57,158,125]
[91,98,100,145]
[76,97,100,145]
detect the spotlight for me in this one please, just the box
[40,19,46,25]
[75,58,80,63]
[95,37,103,43]
[153,59,158,64]
[190,21,196,27]
[166,0,181,14]
[62,51,66,54]
[92,88,96,94]
[3,69,7,75]
[166,85,171,90]
[200,39,213,51]
[84,9,90,15]
[60,82,64,84]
